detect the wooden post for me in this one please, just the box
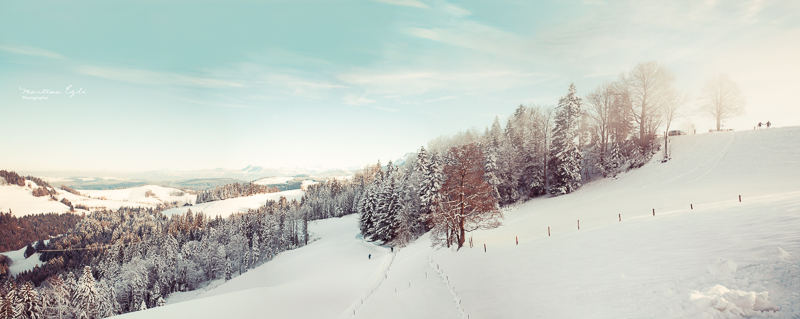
[516,236,518,245]
[653,208,655,216]
[691,204,693,209]
[548,226,550,236]
[578,220,580,230]
[619,214,621,221]
[739,195,741,202]
[484,243,486,252]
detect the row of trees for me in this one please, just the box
[195,182,280,204]
[333,61,745,250]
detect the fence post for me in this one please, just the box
[739,195,741,202]
[548,226,550,236]
[516,236,518,245]
[653,208,655,216]
[619,214,621,221]
[691,204,693,210]
[484,244,486,252]
[578,220,580,230]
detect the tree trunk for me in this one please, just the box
[457,217,465,250]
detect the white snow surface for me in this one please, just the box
[78,185,196,206]
[161,189,305,218]
[123,127,800,318]
[252,176,295,185]
[301,179,319,190]
[0,184,196,216]
[0,184,71,216]
[0,239,51,276]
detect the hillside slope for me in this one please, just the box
[122,127,800,319]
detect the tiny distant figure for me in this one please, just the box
[391,247,393,252]
[758,122,763,129]
[369,254,371,259]
[766,121,771,128]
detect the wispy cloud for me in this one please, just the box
[343,93,376,106]
[373,106,399,112]
[407,22,532,61]
[78,65,244,88]
[442,3,471,17]
[182,98,253,109]
[339,69,550,96]
[372,0,429,9]
[0,44,65,59]
[425,96,457,103]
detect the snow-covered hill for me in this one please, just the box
[0,239,52,276]
[161,189,305,218]
[0,183,73,216]
[121,127,800,319]
[77,185,196,207]
[0,182,195,216]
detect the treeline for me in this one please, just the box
[299,62,689,250]
[60,186,81,196]
[0,170,59,199]
[0,212,83,253]
[3,197,308,318]
[299,178,359,221]
[0,171,25,187]
[195,182,280,204]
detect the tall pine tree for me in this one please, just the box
[550,83,583,195]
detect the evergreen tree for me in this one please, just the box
[20,282,42,319]
[358,185,377,239]
[74,266,99,319]
[224,260,233,281]
[251,234,261,265]
[373,163,401,244]
[418,151,445,229]
[484,149,501,200]
[0,282,19,319]
[550,83,584,195]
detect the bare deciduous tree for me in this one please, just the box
[699,74,746,131]
[431,143,502,250]
[586,81,616,166]
[619,61,677,151]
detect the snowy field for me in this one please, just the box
[0,183,196,216]
[253,176,295,185]
[161,189,305,218]
[77,185,196,206]
[0,241,49,277]
[0,183,73,216]
[123,127,800,318]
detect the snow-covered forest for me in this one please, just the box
[1,195,308,318]
[195,182,280,204]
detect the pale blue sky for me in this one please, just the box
[2,0,799,172]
